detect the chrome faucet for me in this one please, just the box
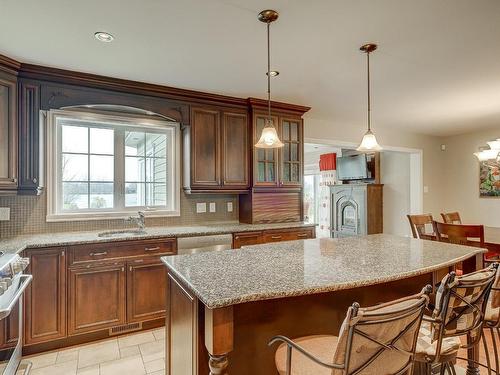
[126,211,146,231]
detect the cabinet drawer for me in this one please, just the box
[69,238,176,265]
[233,231,263,249]
[263,228,315,243]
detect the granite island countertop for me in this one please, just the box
[161,234,486,309]
[0,222,316,255]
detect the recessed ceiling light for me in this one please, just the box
[266,71,279,77]
[94,31,114,43]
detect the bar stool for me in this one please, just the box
[269,285,432,375]
[407,214,438,241]
[480,265,500,374]
[414,264,498,374]
[440,212,462,225]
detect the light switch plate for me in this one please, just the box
[196,202,207,213]
[209,202,216,213]
[0,207,10,221]
[423,186,429,193]
[227,202,233,212]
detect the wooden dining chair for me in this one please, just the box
[432,221,485,248]
[440,212,462,225]
[407,214,437,241]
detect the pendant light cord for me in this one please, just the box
[367,50,371,132]
[267,22,272,121]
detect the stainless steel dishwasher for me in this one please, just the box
[177,234,233,255]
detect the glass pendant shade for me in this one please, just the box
[487,139,500,151]
[474,149,500,161]
[255,119,284,148]
[357,130,382,152]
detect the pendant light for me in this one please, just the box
[255,10,284,149]
[357,43,383,152]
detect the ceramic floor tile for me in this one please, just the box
[139,339,165,363]
[30,360,78,375]
[76,364,100,375]
[56,347,79,363]
[118,331,155,348]
[78,340,120,369]
[120,344,141,358]
[27,352,58,369]
[144,358,164,373]
[152,328,165,341]
[100,355,146,375]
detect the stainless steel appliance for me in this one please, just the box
[0,253,31,375]
[177,234,233,255]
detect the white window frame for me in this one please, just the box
[46,109,181,222]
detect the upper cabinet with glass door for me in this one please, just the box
[0,72,17,193]
[252,111,303,189]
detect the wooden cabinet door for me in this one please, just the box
[191,107,221,188]
[0,74,17,191]
[68,263,126,335]
[127,259,167,323]
[233,231,263,249]
[221,111,249,189]
[24,247,67,345]
[279,117,303,188]
[18,80,42,195]
[253,114,279,187]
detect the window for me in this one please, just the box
[46,110,180,221]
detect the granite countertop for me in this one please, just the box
[0,222,316,255]
[161,234,486,309]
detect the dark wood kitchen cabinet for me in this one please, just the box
[187,107,249,193]
[253,112,303,188]
[24,247,67,345]
[127,259,167,323]
[68,262,127,335]
[18,79,43,195]
[0,72,18,193]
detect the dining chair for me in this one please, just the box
[269,285,432,375]
[432,221,485,248]
[440,212,462,225]
[414,264,498,374]
[407,214,437,241]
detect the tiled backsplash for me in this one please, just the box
[0,193,238,237]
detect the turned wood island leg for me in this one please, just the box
[205,306,234,375]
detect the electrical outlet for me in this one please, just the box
[227,202,233,213]
[209,202,216,213]
[0,208,10,221]
[196,202,207,213]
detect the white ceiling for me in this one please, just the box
[1,0,500,136]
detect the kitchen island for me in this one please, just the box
[162,234,485,375]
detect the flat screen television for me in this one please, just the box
[336,154,368,180]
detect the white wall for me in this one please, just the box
[441,125,500,227]
[380,151,411,236]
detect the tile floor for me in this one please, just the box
[21,328,165,375]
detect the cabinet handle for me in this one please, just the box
[297,233,308,238]
[61,250,65,256]
[12,178,17,183]
[89,251,108,257]
[234,236,240,240]
[144,247,160,252]
[271,236,282,240]
[121,267,125,272]
[32,178,37,183]
[129,266,132,271]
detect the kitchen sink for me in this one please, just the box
[97,229,147,238]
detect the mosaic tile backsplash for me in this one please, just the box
[0,192,239,237]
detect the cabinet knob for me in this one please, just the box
[235,236,239,240]
[33,178,37,183]
[12,178,17,183]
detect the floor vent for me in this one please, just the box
[109,322,142,335]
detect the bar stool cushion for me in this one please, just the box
[415,321,461,361]
[275,335,338,375]
[485,299,499,325]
